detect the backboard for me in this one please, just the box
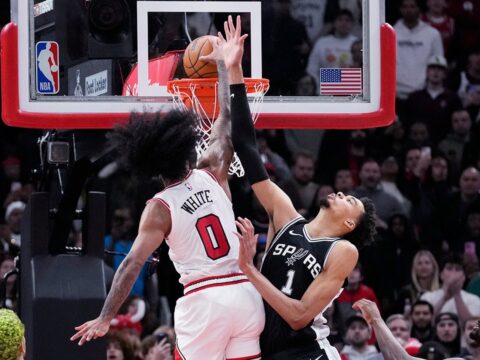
[1,0,395,129]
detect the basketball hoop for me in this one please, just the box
[167,77,269,177]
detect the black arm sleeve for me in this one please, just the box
[230,83,269,184]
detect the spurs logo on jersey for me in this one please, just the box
[260,217,343,358]
[152,169,239,286]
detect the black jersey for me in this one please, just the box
[260,217,342,357]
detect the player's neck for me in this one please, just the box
[306,212,340,238]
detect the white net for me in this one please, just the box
[168,79,269,177]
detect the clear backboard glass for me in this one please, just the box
[1,0,395,129]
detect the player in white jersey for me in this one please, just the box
[71,18,264,360]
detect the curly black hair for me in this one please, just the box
[109,110,200,180]
[343,197,377,248]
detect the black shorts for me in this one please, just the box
[262,342,328,360]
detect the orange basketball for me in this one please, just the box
[183,35,218,78]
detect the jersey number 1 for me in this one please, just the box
[196,214,230,260]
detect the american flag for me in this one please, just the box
[319,68,362,95]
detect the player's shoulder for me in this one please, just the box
[325,240,358,266]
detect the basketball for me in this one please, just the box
[183,35,218,78]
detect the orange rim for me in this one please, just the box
[167,78,269,96]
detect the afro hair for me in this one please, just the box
[109,110,200,180]
[0,309,24,360]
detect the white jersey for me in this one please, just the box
[153,169,239,285]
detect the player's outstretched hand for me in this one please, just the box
[70,317,111,346]
[198,35,225,64]
[352,299,382,325]
[235,217,258,272]
[221,15,248,70]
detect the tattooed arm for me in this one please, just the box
[70,200,170,345]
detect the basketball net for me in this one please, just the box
[167,78,269,177]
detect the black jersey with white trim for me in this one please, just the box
[260,217,342,357]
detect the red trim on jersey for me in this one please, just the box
[185,279,250,296]
[200,168,219,184]
[227,353,262,360]
[175,346,186,360]
[184,272,245,288]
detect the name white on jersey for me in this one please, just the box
[153,169,239,285]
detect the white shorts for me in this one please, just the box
[174,273,265,360]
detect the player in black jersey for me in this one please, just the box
[223,16,377,360]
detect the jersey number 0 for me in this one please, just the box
[196,214,230,260]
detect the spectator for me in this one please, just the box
[4,201,25,249]
[406,122,432,150]
[394,0,443,105]
[440,167,480,253]
[0,218,12,255]
[334,169,355,194]
[337,263,381,324]
[307,9,358,86]
[438,110,473,179]
[316,129,370,186]
[351,159,407,226]
[453,49,480,103]
[459,317,480,359]
[104,207,149,297]
[404,55,462,142]
[278,150,319,215]
[463,202,480,257]
[399,150,452,251]
[416,341,451,360]
[447,1,480,67]
[386,314,422,356]
[380,214,419,291]
[350,39,363,68]
[106,330,136,360]
[262,0,310,95]
[257,131,292,183]
[0,308,25,360]
[421,253,480,324]
[380,156,411,213]
[141,333,173,360]
[0,156,22,208]
[397,250,440,314]
[421,0,454,58]
[0,255,17,311]
[340,313,382,360]
[372,122,406,164]
[410,300,435,343]
[289,0,340,44]
[433,312,461,357]
[338,0,363,37]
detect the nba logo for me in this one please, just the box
[36,41,60,94]
[185,182,193,191]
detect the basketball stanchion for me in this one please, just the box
[167,77,269,177]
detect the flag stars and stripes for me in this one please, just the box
[319,68,362,95]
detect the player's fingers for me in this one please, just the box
[224,21,230,40]
[235,220,247,234]
[239,34,249,44]
[228,15,235,36]
[235,15,242,37]
[218,32,226,43]
[74,322,89,331]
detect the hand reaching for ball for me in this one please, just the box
[199,15,248,70]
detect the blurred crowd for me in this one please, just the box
[1,0,480,359]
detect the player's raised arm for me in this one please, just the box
[197,36,233,188]
[71,200,170,345]
[236,216,358,330]
[226,15,298,231]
